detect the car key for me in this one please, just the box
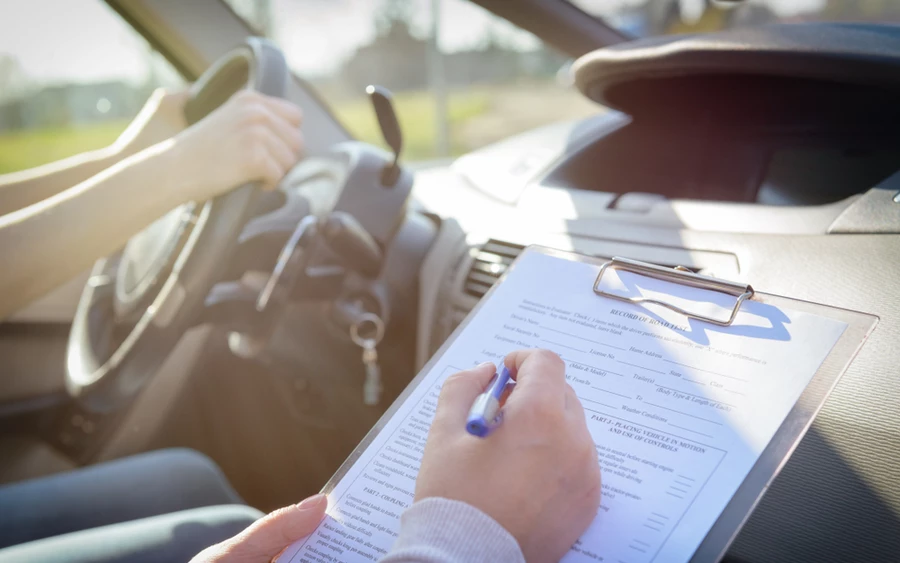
[350,313,385,406]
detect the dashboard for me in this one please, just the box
[401,27,900,561]
[409,108,900,561]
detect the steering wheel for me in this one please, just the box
[67,39,289,412]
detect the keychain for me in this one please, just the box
[350,312,385,406]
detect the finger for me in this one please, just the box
[258,104,304,158]
[498,380,515,408]
[503,349,566,410]
[256,152,286,191]
[261,129,298,176]
[433,362,496,429]
[229,494,327,560]
[261,95,304,127]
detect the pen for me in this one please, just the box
[466,365,512,437]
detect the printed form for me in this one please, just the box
[280,250,847,563]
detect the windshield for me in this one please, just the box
[569,0,900,37]
[223,0,598,162]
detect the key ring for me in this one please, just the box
[350,312,385,348]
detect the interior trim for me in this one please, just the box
[416,218,467,369]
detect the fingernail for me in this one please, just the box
[296,494,326,510]
[476,361,494,370]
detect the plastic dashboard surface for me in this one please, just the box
[413,157,900,561]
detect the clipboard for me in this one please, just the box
[310,245,878,563]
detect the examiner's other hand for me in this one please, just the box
[416,349,601,562]
[190,494,326,562]
[169,89,304,201]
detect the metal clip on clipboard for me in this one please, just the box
[593,257,755,327]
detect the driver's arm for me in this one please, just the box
[0,89,189,216]
[0,90,303,320]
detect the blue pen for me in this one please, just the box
[466,366,512,437]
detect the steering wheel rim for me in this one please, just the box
[66,38,289,412]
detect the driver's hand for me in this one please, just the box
[113,88,190,157]
[415,350,601,563]
[168,89,304,201]
[190,494,326,563]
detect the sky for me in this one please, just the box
[0,0,153,84]
[0,0,833,86]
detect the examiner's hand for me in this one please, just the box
[168,89,304,201]
[190,494,326,563]
[416,349,601,562]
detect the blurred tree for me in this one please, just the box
[376,0,416,36]
[0,54,30,103]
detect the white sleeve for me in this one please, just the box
[379,498,525,563]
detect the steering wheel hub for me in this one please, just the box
[114,204,192,319]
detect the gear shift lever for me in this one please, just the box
[366,85,403,187]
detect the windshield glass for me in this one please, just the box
[0,0,183,175]
[569,0,900,37]
[223,0,598,162]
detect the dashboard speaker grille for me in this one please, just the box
[463,239,525,298]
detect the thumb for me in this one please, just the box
[217,494,327,561]
[435,362,496,428]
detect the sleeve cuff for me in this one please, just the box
[381,497,525,563]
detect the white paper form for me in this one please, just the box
[279,250,847,563]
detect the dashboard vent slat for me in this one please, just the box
[482,241,523,259]
[464,239,525,299]
[463,244,704,300]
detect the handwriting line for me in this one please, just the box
[540,325,626,350]
[542,339,587,353]
[580,397,620,410]
[592,386,633,400]
[663,359,748,382]
[644,401,724,425]
[618,360,666,374]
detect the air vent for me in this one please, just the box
[464,239,525,298]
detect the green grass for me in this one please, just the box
[0,83,594,175]
[0,90,486,175]
[331,88,490,160]
[0,120,128,175]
